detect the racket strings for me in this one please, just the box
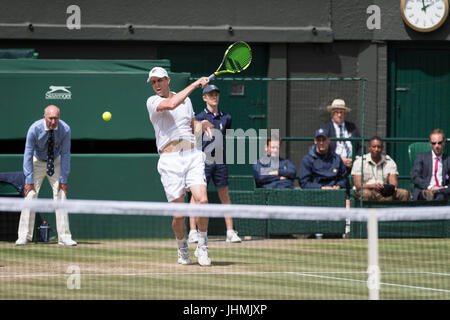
[224,43,251,72]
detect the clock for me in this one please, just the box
[400,0,449,32]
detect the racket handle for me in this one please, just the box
[208,74,216,81]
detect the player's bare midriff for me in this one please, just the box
[159,139,195,154]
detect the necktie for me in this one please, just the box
[47,130,55,176]
[340,125,351,158]
[434,157,440,187]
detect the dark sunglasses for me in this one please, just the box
[430,140,444,145]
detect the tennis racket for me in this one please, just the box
[208,41,252,80]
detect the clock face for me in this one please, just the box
[401,0,449,32]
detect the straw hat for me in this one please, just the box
[326,98,351,113]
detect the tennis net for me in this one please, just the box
[0,197,449,300]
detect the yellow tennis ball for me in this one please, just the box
[102,111,112,121]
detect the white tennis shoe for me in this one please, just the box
[58,238,77,246]
[177,247,192,265]
[195,245,211,266]
[226,230,242,243]
[188,230,199,243]
[15,238,28,246]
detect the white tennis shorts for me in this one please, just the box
[157,149,207,202]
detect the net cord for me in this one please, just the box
[0,197,449,222]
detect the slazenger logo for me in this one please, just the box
[45,86,72,100]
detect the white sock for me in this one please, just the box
[197,231,208,247]
[227,229,235,237]
[176,237,187,249]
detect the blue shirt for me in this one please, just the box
[195,108,232,162]
[23,119,71,184]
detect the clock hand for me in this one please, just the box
[421,0,429,12]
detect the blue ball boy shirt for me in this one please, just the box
[195,108,232,163]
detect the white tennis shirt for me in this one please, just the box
[147,92,196,152]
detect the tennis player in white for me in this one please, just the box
[146,67,214,266]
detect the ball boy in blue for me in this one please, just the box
[189,85,242,243]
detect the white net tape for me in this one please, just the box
[0,197,449,222]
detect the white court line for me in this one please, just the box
[2,270,449,277]
[1,271,344,279]
[289,272,450,294]
[1,271,449,293]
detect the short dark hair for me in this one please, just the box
[369,136,383,144]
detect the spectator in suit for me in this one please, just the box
[351,136,409,201]
[299,128,348,189]
[320,99,361,201]
[411,129,450,201]
[253,137,297,189]
[320,98,362,169]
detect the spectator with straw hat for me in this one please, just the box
[320,98,362,201]
[320,98,362,168]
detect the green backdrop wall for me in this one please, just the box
[0,59,190,140]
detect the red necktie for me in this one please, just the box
[434,157,440,187]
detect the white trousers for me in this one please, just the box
[17,156,72,242]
